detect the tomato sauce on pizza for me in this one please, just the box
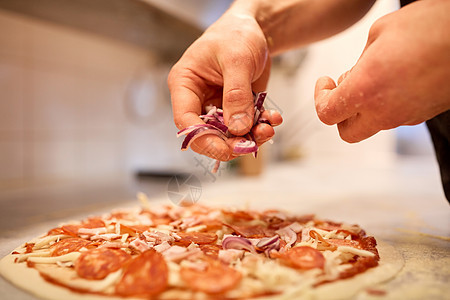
[4,201,381,299]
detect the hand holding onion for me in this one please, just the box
[168,10,282,164]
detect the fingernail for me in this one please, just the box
[229,113,251,133]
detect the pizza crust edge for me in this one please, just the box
[0,240,404,300]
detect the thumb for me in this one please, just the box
[314,76,358,126]
[222,63,255,136]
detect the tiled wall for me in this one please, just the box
[0,9,184,183]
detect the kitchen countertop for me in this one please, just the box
[0,155,449,299]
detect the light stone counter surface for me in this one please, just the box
[1,156,449,299]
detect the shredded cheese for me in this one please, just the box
[337,246,375,257]
[16,250,52,263]
[28,252,81,264]
[33,235,70,249]
[120,233,129,243]
[56,261,74,268]
[167,262,183,287]
[137,192,150,210]
[186,225,207,233]
[78,227,107,235]
[155,225,174,233]
[90,233,121,241]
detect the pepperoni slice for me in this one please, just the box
[200,220,224,231]
[83,217,106,228]
[139,209,173,225]
[109,211,132,220]
[327,239,361,248]
[260,210,286,228]
[118,224,138,236]
[51,238,92,257]
[224,224,273,238]
[314,221,342,231]
[291,214,315,224]
[199,244,222,258]
[222,210,256,221]
[281,246,325,270]
[129,224,151,233]
[116,249,168,297]
[176,232,218,246]
[75,248,131,280]
[180,260,242,294]
[25,243,35,254]
[59,218,106,237]
[151,217,172,226]
[119,224,150,236]
[360,236,379,259]
[338,256,379,279]
[47,227,66,236]
[60,225,83,237]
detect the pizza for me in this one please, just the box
[0,195,402,300]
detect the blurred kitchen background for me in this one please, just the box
[0,0,443,233]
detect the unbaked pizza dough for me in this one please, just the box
[0,203,405,300]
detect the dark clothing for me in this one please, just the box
[426,111,450,201]
[399,0,449,201]
[400,0,417,6]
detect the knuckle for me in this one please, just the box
[224,88,246,102]
[167,64,181,87]
[223,88,254,111]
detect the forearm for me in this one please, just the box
[229,0,376,55]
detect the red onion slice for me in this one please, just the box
[199,115,215,121]
[256,236,280,257]
[206,120,228,134]
[177,124,221,137]
[222,236,256,253]
[287,222,303,234]
[233,140,258,154]
[254,92,267,112]
[275,227,297,247]
[204,105,217,115]
[214,113,224,123]
[181,128,227,151]
[177,91,270,172]
[256,235,280,249]
[253,92,267,125]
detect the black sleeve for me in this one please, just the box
[400,0,448,202]
[426,110,450,201]
[400,0,417,6]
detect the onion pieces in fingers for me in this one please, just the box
[177,92,269,173]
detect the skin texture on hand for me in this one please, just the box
[314,0,450,143]
[168,12,282,161]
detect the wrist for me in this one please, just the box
[227,0,294,56]
[227,0,276,54]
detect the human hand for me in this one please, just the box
[168,11,282,161]
[314,0,450,143]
